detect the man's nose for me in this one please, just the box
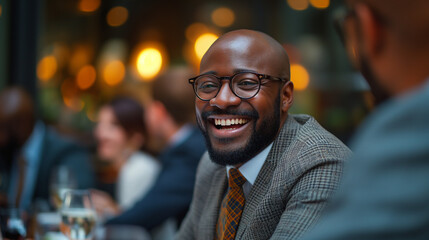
[209,82,241,109]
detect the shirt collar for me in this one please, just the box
[226,142,273,185]
[168,124,193,149]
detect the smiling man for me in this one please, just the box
[176,29,351,240]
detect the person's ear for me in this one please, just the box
[146,101,165,125]
[281,81,294,113]
[354,3,385,59]
[129,132,144,149]
[152,101,168,119]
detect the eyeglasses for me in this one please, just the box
[188,71,288,101]
[333,6,356,45]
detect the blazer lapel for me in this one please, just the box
[236,115,300,239]
[198,166,227,239]
[236,150,277,238]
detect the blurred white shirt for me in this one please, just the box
[117,151,161,209]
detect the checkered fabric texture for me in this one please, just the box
[176,114,351,240]
[215,168,247,240]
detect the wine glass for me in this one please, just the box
[0,208,26,240]
[94,225,151,240]
[50,166,77,210]
[60,190,97,240]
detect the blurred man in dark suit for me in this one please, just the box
[301,0,429,239]
[0,87,94,210]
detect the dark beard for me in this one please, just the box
[359,52,391,105]
[198,94,281,166]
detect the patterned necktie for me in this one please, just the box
[215,168,247,240]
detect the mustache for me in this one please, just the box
[201,109,259,121]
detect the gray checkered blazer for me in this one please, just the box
[176,114,351,240]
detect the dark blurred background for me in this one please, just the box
[0,0,372,145]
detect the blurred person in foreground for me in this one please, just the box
[104,66,206,235]
[176,29,351,240]
[300,0,429,239]
[0,87,94,210]
[91,97,161,216]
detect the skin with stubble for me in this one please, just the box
[195,30,294,167]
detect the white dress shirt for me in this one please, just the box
[117,151,161,209]
[226,143,274,199]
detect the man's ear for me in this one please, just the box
[147,101,166,122]
[281,81,294,113]
[354,3,385,59]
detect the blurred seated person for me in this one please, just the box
[0,87,95,210]
[91,97,161,216]
[96,66,206,236]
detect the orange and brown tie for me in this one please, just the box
[215,168,247,240]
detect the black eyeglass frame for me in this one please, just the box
[333,6,356,45]
[188,71,288,101]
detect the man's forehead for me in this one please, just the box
[216,35,255,52]
[199,30,289,78]
[211,32,270,55]
[202,36,271,67]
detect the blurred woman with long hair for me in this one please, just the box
[92,97,160,216]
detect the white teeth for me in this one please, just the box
[214,118,248,127]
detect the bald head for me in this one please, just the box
[202,29,290,80]
[0,87,35,149]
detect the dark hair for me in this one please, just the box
[152,66,196,125]
[107,97,147,139]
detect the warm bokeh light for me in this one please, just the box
[287,0,309,11]
[106,6,128,27]
[69,46,92,74]
[61,78,79,99]
[310,0,329,9]
[291,64,310,90]
[78,0,101,13]
[183,43,199,70]
[136,48,163,80]
[37,56,58,82]
[53,43,71,70]
[103,60,125,86]
[194,33,218,60]
[0,5,3,17]
[185,23,209,42]
[60,78,84,111]
[211,7,235,27]
[86,108,97,122]
[76,65,96,90]
[63,97,85,112]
